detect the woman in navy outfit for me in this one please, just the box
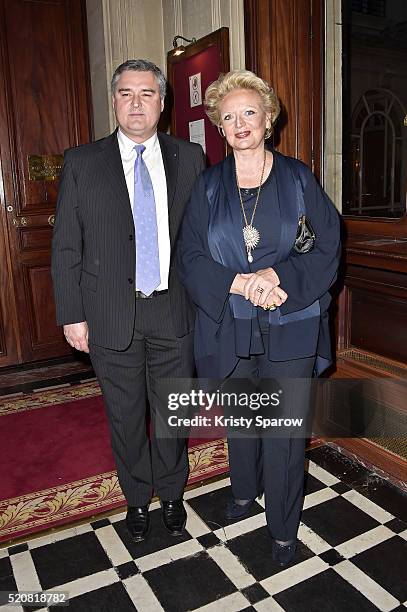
[177,70,340,566]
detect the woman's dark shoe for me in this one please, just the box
[161,500,187,536]
[271,538,298,567]
[126,505,150,542]
[225,498,254,520]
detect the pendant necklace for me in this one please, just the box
[235,150,267,263]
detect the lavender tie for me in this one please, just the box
[133,144,161,296]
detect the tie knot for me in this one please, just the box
[134,144,146,157]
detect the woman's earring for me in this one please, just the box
[264,125,273,140]
[217,125,225,137]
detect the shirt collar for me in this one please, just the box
[117,128,159,156]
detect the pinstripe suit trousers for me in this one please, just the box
[90,294,194,506]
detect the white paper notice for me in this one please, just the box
[189,119,206,153]
[189,72,202,107]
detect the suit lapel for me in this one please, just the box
[158,132,178,213]
[97,130,133,224]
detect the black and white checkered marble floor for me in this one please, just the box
[1,445,406,612]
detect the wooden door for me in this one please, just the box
[0,194,19,366]
[244,0,323,178]
[0,0,92,366]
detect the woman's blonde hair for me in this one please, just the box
[204,70,280,128]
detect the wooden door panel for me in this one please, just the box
[244,0,322,177]
[270,0,298,156]
[350,289,407,363]
[23,263,71,357]
[0,213,19,366]
[0,315,7,359]
[19,226,54,252]
[4,0,72,213]
[0,0,91,364]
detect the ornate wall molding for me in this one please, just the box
[225,0,245,70]
[174,0,184,38]
[101,0,114,132]
[324,0,343,211]
[211,0,222,31]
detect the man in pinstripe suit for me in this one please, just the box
[51,60,205,542]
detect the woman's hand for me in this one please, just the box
[230,273,253,295]
[259,286,288,309]
[241,268,280,306]
[230,270,288,308]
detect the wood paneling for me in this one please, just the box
[338,239,407,360]
[24,264,69,351]
[244,0,323,177]
[244,0,271,90]
[330,351,407,483]
[350,289,407,363]
[0,210,19,364]
[334,238,407,480]
[19,227,54,252]
[5,0,71,213]
[0,0,92,365]
[345,217,407,241]
[331,438,407,484]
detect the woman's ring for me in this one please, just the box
[265,303,277,311]
[256,286,264,294]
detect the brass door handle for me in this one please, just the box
[12,217,28,227]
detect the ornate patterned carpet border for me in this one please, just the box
[0,438,228,545]
[0,381,102,416]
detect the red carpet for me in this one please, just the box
[0,382,228,543]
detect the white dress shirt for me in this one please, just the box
[117,128,170,291]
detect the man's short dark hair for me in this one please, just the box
[111,59,166,99]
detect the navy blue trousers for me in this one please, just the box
[226,349,315,541]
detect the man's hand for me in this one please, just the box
[63,322,89,353]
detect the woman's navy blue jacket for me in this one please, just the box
[177,150,341,379]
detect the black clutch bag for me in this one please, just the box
[294,215,315,253]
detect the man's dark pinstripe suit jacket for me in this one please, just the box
[51,129,205,349]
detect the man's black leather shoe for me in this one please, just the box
[126,506,150,542]
[161,500,187,536]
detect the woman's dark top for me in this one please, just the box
[238,168,279,333]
